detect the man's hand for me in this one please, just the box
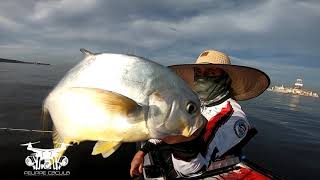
[130,150,145,177]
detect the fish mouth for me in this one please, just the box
[162,121,206,144]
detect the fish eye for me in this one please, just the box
[186,102,197,114]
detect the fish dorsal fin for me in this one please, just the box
[69,87,143,117]
[80,48,95,57]
[92,141,122,158]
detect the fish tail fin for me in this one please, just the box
[52,126,71,162]
[41,103,49,136]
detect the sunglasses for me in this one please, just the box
[194,67,225,78]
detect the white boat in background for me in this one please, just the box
[267,78,319,98]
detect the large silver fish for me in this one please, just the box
[42,49,204,158]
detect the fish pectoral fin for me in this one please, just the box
[92,141,122,158]
[69,87,143,118]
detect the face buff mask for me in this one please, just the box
[193,73,231,105]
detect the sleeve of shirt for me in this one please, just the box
[171,153,207,177]
[170,129,208,177]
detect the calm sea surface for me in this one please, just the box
[0,63,319,179]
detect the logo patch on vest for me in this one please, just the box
[234,119,248,138]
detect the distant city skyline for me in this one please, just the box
[0,0,319,89]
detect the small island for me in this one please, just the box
[0,58,50,66]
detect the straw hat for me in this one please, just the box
[168,50,270,101]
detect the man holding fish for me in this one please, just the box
[130,50,270,178]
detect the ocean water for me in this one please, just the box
[0,63,319,179]
[242,92,320,179]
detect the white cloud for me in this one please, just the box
[0,15,22,30]
[0,0,319,74]
[30,0,97,21]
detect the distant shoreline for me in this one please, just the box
[0,58,50,66]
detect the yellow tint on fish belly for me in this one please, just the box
[50,87,149,159]
[72,126,125,142]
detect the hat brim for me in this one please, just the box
[168,64,270,101]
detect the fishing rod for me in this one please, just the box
[0,127,52,133]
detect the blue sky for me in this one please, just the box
[0,0,319,91]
